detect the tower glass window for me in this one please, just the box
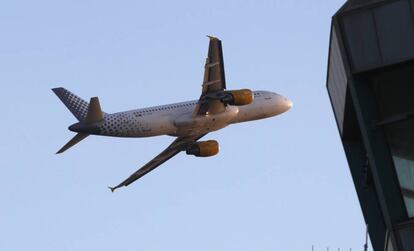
[372,64,414,217]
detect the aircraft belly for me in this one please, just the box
[232,100,268,123]
[174,106,238,136]
[143,115,176,137]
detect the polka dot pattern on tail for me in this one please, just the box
[52,87,91,121]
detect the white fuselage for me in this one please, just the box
[98,90,292,138]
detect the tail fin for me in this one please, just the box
[53,87,106,154]
[56,133,89,154]
[52,87,89,121]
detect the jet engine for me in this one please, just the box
[222,89,254,106]
[186,140,219,157]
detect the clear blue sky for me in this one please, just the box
[0,0,368,250]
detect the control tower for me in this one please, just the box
[327,0,414,250]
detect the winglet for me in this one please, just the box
[207,35,219,40]
[108,185,122,192]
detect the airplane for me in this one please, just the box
[53,36,292,192]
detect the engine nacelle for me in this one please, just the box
[223,89,254,106]
[186,140,219,157]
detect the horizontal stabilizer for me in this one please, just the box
[85,97,104,123]
[56,133,89,154]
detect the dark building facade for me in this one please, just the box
[327,0,414,250]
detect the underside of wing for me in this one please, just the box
[109,134,206,192]
[193,36,227,116]
[202,36,226,93]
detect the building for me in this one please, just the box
[326,0,414,250]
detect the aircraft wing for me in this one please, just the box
[109,134,206,192]
[193,36,227,116]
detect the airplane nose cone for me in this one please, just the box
[276,94,292,113]
[284,97,293,111]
